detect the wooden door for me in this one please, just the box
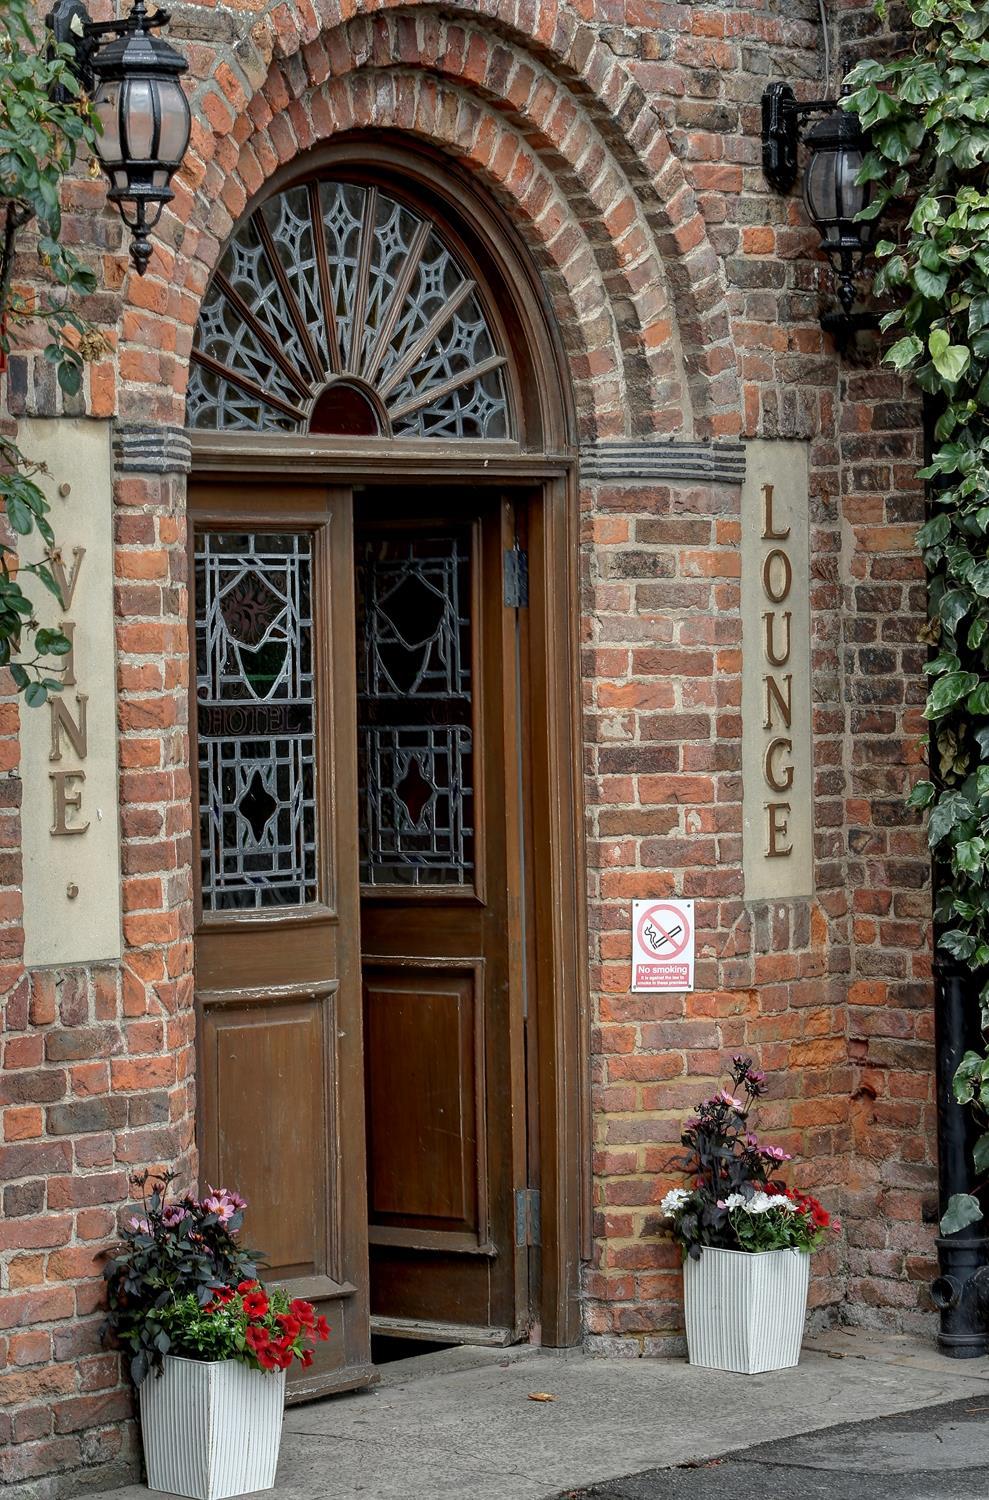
[355,490,529,1343]
[191,481,373,1398]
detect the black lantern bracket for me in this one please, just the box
[47,0,172,98]
[762,81,880,352]
[44,0,191,275]
[761,82,837,194]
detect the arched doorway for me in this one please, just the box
[186,142,587,1400]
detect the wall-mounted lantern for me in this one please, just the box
[762,82,878,351]
[48,0,191,275]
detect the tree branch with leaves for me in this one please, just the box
[0,0,103,704]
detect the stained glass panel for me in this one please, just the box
[188,179,511,441]
[356,532,474,886]
[195,531,318,910]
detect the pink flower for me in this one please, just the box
[716,1090,745,1111]
[202,1194,235,1222]
[128,1216,151,1234]
[200,1186,247,1221]
[162,1204,190,1227]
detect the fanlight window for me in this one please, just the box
[187,179,512,440]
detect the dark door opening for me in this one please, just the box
[354,489,531,1352]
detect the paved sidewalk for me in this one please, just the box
[94,1330,989,1500]
[566,1391,989,1499]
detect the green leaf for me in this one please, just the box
[940,1192,983,1236]
[929,790,976,844]
[931,340,972,383]
[973,1133,989,1175]
[939,588,971,633]
[887,333,924,370]
[926,670,981,718]
[23,681,47,708]
[5,496,33,535]
[57,361,81,397]
[916,265,949,298]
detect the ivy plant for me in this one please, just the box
[0,0,102,704]
[843,0,989,1234]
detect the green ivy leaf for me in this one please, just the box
[940,1192,983,1235]
[929,333,971,383]
[973,1133,989,1175]
[887,333,924,369]
[926,670,981,717]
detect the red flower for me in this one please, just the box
[214,1286,235,1304]
[276,1313,302,1339]
[237,1280,258,1294]
[245,1325,270,1352]
[289,1299,316,1328]
[315,1315,330,1342]
[300,1349,314,1369]
[257,1348,280,1371]
[243,1291,269,1320]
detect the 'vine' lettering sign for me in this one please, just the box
[20,419,122,966]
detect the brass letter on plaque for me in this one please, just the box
[49,693,89,763]
[764,737,794,793]
[761,483,790,542]
[766,801,792,858]
[50,770,89,835]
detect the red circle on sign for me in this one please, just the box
[636,903,690,961]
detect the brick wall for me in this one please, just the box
[0,0,936,1488]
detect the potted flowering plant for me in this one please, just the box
[660,1056,839,1374]
[102,1172,329,1500]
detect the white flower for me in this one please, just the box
[721,1192,747,1210]
[735,1191,796,1215]
[660,1187,690,1216]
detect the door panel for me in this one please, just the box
[191,483,373,1399]
[356,494,527,1342]
[200,989,333,1280]
[364,960,485,1243]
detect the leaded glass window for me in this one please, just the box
[187,179,511,442]
[195,531,318,910]
[356,531,474,886]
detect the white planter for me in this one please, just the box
[682,1245,810,1374]
[139,1354,286,1500]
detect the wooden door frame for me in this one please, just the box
[188,438,589,1346]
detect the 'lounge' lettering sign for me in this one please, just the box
[20,418,122,966]
[741,441,814,900]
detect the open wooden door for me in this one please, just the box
[191,480,373,1399]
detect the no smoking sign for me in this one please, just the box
[631,898,695,993]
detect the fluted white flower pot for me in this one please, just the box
[139,1354,286,1500]
[683,1245,810,1374]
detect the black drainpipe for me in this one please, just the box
[930,955,989,1354]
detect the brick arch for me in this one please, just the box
[241,1,739,435]
[177,75,635,440]
[115,3,740,438]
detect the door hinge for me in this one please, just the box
[514,1187,541,1247]
[504,547,529,608]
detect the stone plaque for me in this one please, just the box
[19,418,123,966]
[741,440,814,901]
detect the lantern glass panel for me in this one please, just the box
[123,77,157,161]
[804,145,869,236]
[156,79,192,166]
[92,79,124,168]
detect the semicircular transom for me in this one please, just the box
[187,177,513,442]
